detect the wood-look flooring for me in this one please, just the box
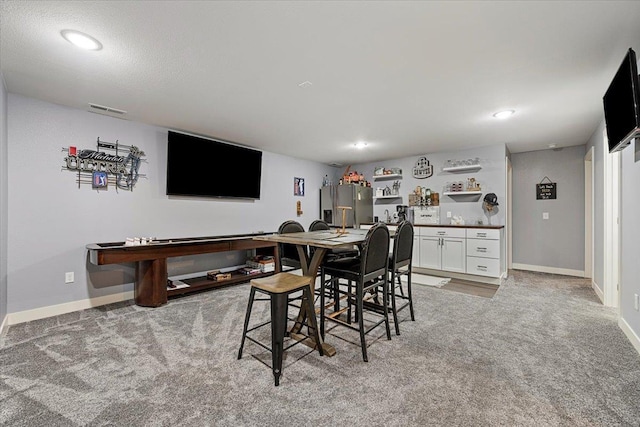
[440,278,499,298]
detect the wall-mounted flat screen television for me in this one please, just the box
[166,130,262,199]
[603,48,640,153]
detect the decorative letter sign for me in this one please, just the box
[412,156,433,179]
[63,138,146,191]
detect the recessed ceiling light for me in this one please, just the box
[493,110,515,119]
[548,143,557,149]
[61,30,103,51]
[298,81,313,88]
[354,141,368,149]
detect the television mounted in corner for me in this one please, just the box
[166,130,262,199]
[603,48,640,153]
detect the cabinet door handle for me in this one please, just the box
[476,247,487,252]
[477,233,486,237]
[477,265,487,270]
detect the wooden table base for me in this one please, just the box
[289,332,337,357]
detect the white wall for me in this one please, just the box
[0,74,8,330]
[352,144,507,226]
[511,146,586,273]
[7,94,335,314]
[620,138,640,346]
[586,121,606,294]
[586,114,640,352]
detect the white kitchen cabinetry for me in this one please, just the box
[418,227,466,273]
[412,234,420,266]
[465,229,503,277]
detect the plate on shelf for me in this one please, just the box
[373,173,402,180]
[442,165,482,173]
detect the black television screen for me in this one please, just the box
[603,48,640,153]
[166,131,262,199]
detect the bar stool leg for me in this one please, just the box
[320,274,326,339]
[390,271,400,335]
[407,270,415,321]
[238,287,257,360]
[270,293,288,386]
[356,284,368,362]
[382,277,392,340]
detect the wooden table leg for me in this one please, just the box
[135,258,168,307]
[289,246,337,356]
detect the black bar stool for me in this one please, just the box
[237,272,323,386]
[320,223,391,362]
[387,220,415,335]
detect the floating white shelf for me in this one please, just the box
[373,195,402,199]
[442,165,482,173]
[373,174,402,180]
[443,191,483,196]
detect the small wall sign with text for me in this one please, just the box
[536,176,557,200]
[412,156,433,179]
[62,137,146,191]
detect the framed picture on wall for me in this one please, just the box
[294,177,305,196]
[92,171,108,189]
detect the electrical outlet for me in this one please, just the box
[543,212,549,220]
[447,211,452,218]
[65,272,74,284]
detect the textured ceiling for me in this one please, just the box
[2,1,640,165]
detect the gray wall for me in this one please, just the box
[512,145,585,272]
[7,94,335,314]
[352,143,507,226]
[0,74,7,327]
[620,135,640,342]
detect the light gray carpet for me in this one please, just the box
[1,270,639,426]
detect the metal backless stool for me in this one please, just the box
[237,272,323,386]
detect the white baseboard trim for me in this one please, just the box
[7,291,134,326]
[511,263,584,278]
[619,316,640,356]
[591,280,605,303]
[0,314,8,338]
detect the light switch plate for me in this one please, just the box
[65,272,74,283]
[543,212,549,220]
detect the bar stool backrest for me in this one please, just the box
[309,219,331,231]
[360,223,390,282]
[277,220,305,269]
[392,221,414,269]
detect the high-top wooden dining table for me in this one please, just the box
[253,228,372,356]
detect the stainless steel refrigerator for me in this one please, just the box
[320,184,373,228]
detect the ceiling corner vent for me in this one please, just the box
[88,103,127,115]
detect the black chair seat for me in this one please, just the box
[322,257,361,281]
